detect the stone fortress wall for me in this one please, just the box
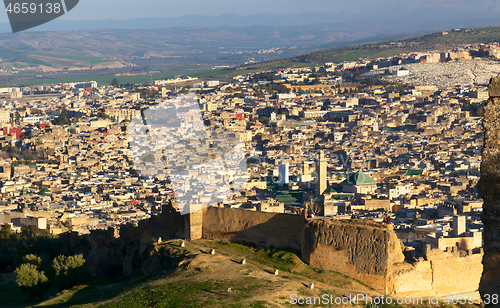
[298,216,481,297]
[60,204,482,297]
[201,206,305,250]
[196,207,482,297]
[391,246,482,297]
[301,218,404,295]
[479,77,500,306]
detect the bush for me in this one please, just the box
[0,224,18,242]
[22,254,42,268]
[15,263,50,300]
[52,254,88,289]
[0,225,59,272]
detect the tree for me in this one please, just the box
[303,195,321,217]
[52,109,71,126]
[60,108,69,119]
[15,111,21,123]
[52,254,87,289]
[52,116,70,125]
[110,78,119,87]
[22,254,42,268]
[15,263,49,300]
[20,225,50,239]
[61,220,72,232]
[0,224,18,242]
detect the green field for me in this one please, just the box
[0,67,217,87]
[0,48,113,69]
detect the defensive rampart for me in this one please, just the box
[391,246,483,297]
[301,218,404,294]
[57,204,481,296]
[202,207,305,250]
[479,77,500,307]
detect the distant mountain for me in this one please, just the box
[0,13,361,33]
[0,23,403,83]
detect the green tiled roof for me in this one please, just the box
[406,169,423,176]
[37,187,51,195]
[275,195,297,203]
[342,171,376,185]
[328,186,343,193]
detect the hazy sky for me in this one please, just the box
[66,0,340,19]
[63,0,381,20]
[1,0,500,26]
[61,0,500,20]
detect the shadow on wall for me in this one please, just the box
[201,206,306,251]
[56,204,307,278]
[479,77,500,303]
[57,203,187,278]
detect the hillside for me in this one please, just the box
[208,26,500,77]
[2,25,500,85]
[0,24,377,71]
[0,24,388,86]
[1,239,376,308]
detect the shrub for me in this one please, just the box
[22,254,42,268]
[52,254,88,289]
[15,263,50,300]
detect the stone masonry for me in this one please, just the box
[479,77,500,306]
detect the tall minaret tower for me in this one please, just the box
[316,151,327,196]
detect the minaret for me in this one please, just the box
[316,151,327,195]
[278,162,289,186]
